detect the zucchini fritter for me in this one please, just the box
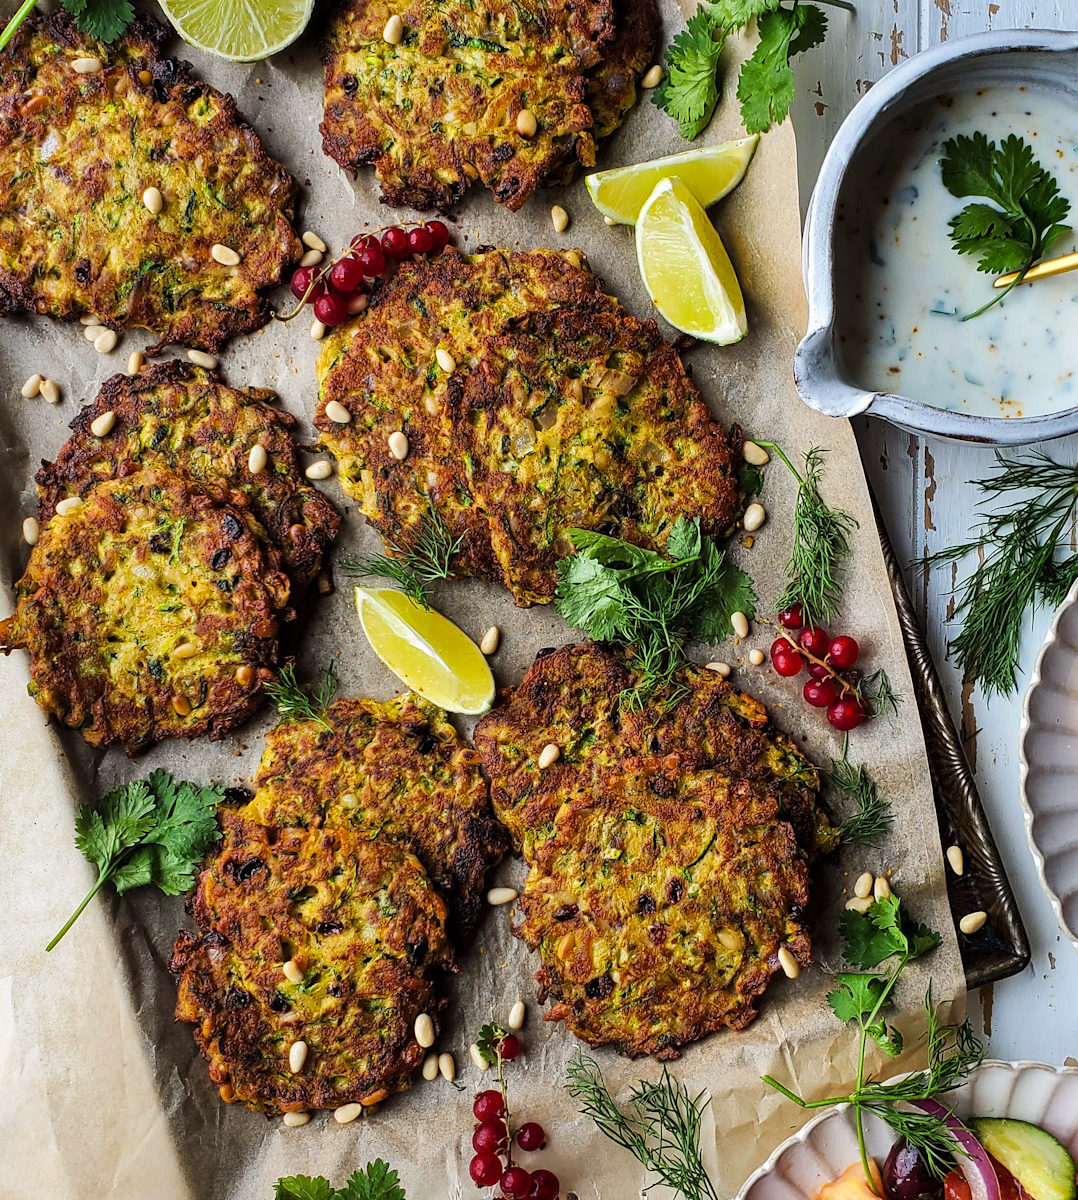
[0,13,300,352]
[171,813,452,1113]
[514,757,811,1058]
[245,694,507,941]
[315,249,742,605]
[35,362,340,595]
[0,468,291,752]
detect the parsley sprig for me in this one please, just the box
[941,132,1072,319]
[554,517,757,707]
[0,0,134,53]
[274,1161,405,1200]
[338,507,463,610]
[48,770,223,951]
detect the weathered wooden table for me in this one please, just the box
[790,1,1078,1056]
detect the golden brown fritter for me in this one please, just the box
[320,0,654,210]
[171,813,452,1113]
[315,249,742,606]
[514,756,811,1057]
[35,362,340,595]
[0,13,300,352]
[245,694,507,941]
[0,468,291,752]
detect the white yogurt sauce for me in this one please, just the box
[834,85,1078,419]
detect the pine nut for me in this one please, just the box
[743,503,766,532]
[325,400,351,424]
[302,231,328,252]
[718,928,741,952]
[748,648,765,666]
[137,69,151,85]
[40,378,60,405]
[23,516,40,545]
[564,250,582,268]
[946,845,965,876]
[80,315,101,326]
[743,440,770,466]
[289,1040,308,1073]
[435,347,456,372]
[346,292,368,315]
[569,378,584,402]
[334,1103,361,1124]
[960,910,987,935]
[72,56,103,73]
[480,626,500,655]
[340,792,358,808]
[235,664,255,686]
[414,1012,435,1048]
[422,1052,440,1080]
[94,328,118,354]
[142,186,163,215]
[873,876,891,901]
[706,661,731,678]
[171,642,198,660]
[248,443,268,474]
[127,350,144,375]
[90,410,116,437]
[777,946,800,979]
[299,248,323,268]
[845,896,873,913]
[56,497,83,516]
[551,205,569,234]
[21,373,42,398]
[731,611,749,638]
[187,349,217,369]
[282,959,303,983]
[84,325,101,341]
[310,319,327,341]
[854,872,874,899]
[604,215,617,226]
[282,1111,310,1127]
[438,1052,455,1082]
[538,743,560,769]
[487,886,518,906]
[172,694,192,716]
[508,1000,526,1030]
[556,932,575,959]
[211,243,242,267]
[642,64,663,89]
[388,431,409,460]
[469,1043,487,1070]
[383,13,404,43]
[306,460,333,480]
[516,109,537,137]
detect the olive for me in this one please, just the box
[883,1140,942,1200]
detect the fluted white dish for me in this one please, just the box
[740,1061,1078,1200]
[1019,580,1078,954]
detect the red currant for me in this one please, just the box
[799,626,830,656]
[407,225,434,254]
[473,1121,508,1155]
[313,291,347,326]
[515,1121,546,1152]
[804,678,839,708]
[827,635,860,669]
[381,226,410,259]
[290,265,316,301]
[498,1034,522,1061]
[473,1090,505,1123]
[770,637,797,659]
[828,695,866,731]
[778,603,804,630]
[356,240,387,276]
[501,1167,533,1199]
[426,219,451,251]
[807,661,831,681]
[328,255,364,294]
[528,1170,561,1200]
[470,1154,503,1187]
[772,652,803,678]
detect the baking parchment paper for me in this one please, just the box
[0,3,964,1197]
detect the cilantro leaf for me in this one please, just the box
[840,895,942,969]
[827,972,889,1025]
[60,0,135,42]
[738,5,826,134]
[274,1179,335,1200]
[704,0,779,22]
[653,11,728,140]
[337,1161,407,1200]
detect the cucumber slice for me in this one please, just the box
[971,1118,1077,1200]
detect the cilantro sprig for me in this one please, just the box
[554,517,757,707]
[48,770,223,951]
[941,132,1072,319]
[0,0,134,54]
[274,1161,406,1200]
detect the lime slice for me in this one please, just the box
[157,0,315,62]
[354,587,495,715]
[636,176,748,346]
[586,135,758,226]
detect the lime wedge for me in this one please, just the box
[586,135,758,226]
[636,176,747,346]
[157,0,315,62]
[354,587,495,715]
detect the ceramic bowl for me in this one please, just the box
[1019,578,1078,953]
[796,29,1078,445]
[740,1061,1078,1200]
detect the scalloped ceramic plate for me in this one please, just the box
[1020,580,1078,953]
[740,1062,1078,1200]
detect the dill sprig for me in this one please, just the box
[919,452,1078,697]
[264,661,339,732]
[338,508,463,609]
[761,444,857,626]
[860,666,902,723]
[566,1051,720,1200]
[828,752,893,846]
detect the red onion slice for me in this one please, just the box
[911,1099,1001,1200]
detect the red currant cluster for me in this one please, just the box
[285,220,452,328]
[468,1033,560,1200]
[769,603,867,731]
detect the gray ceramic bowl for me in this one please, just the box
[796,29,1078,445]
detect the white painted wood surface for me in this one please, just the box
[790,1,1078,1057]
